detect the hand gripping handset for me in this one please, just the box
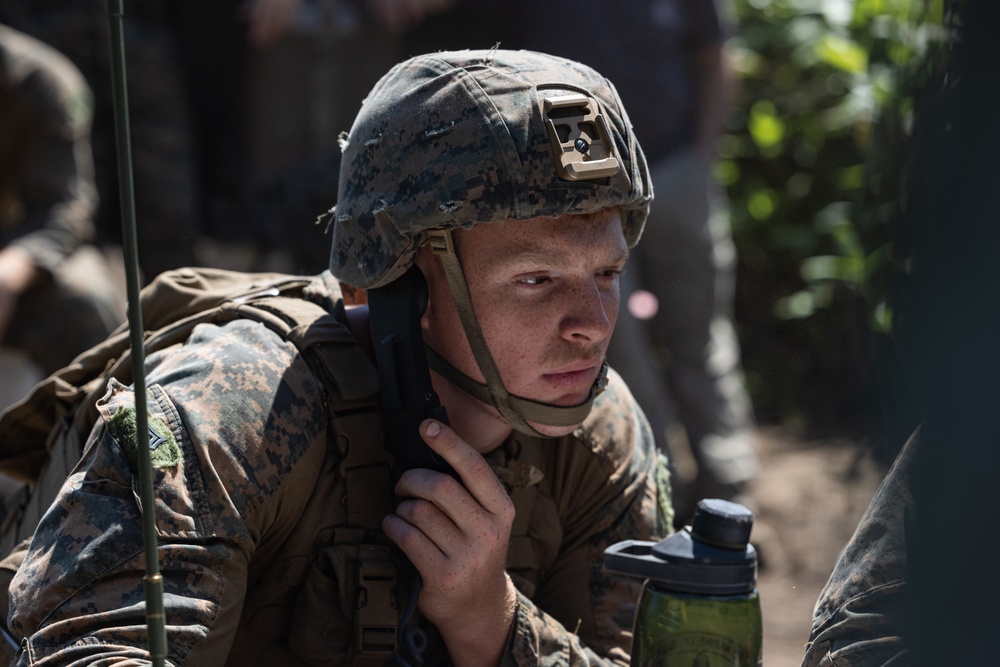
[366,265,457,478]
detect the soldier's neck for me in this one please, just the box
[431,369,513,454]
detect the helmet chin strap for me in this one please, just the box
[425,229,609,438]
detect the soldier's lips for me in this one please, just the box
[541,363,600,391]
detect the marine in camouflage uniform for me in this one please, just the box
[0,23,122,377]
[7,49,672,665]
[800,430,915,666]
[403,0,759,527]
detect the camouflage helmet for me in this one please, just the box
[329,48,652,289]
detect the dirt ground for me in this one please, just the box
[721,427,887,667]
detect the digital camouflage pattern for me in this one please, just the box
[8,272,671,666]
[330,48,653,289]
[800,430,915,667]
[8,274,336,665]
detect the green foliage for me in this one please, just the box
[724,0,951,433]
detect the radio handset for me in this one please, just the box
[367,265,457,477]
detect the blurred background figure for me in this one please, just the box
[0,0,199,281]
[404,0,759,525]
[0,23,124,414]
[168,0,443,276]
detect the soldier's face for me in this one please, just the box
[419,208,628,437]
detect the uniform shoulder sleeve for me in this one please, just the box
[9,318,330,666]
[577,368,662,471]
[801,430,917,667]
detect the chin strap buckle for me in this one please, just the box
[425,228,456,257]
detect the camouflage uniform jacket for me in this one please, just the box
[8,272,671,666]
[0,23,97,276]
[800,431,916,667]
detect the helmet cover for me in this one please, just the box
[329,48,652,289]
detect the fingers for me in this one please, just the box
[383,419,516,635]
[395,467,481,525]
[385,419,514,572]
[383,495,459,564]
[409,420,513,517]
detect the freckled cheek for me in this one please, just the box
[479,303,556,370]
[481,302,551,346]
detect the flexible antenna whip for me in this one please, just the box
[104,1,168,663]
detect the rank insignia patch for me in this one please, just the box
[107,406,182,470]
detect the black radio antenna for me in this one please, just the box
[105,1,167,663]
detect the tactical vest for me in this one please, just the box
[0,267,549,666]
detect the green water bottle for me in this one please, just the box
[604,498,762,666]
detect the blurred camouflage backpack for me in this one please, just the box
[0,266,379,558]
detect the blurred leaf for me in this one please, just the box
[864,244,890,281]
[787,15,827,48]
[775,290,816,319]
[715,159,741,186]
[821,0,854,27]
[748,188,779,220]
[836,164,866,190]
[815,201,852,232]
[855,0,901,25]
[786,0,831,14]
[816,34,869,73]
[871,301,893,333]
[748,100,786,149]
[723,0,953,432]
[730,45,767,77]
[801,255,864,284]
[831,220,864,258]
[820,87,874,131]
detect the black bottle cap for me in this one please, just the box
[691,498,754,550]
[603,498,758,596]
